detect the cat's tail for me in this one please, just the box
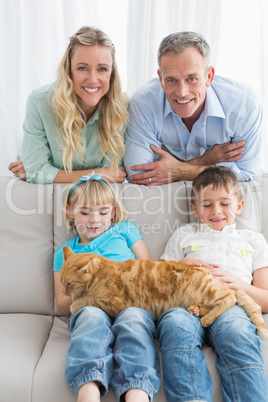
[235,290,268,341]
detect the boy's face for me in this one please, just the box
[190,185,244,231]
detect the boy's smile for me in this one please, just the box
[190,185,244,231]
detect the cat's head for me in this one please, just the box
[59,247,102,296]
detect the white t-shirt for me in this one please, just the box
[161,223,268,284]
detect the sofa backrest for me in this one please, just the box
[0,177,54,315]
[1,174,268,315]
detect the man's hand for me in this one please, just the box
[189,140,245,166]
[129,145,204,185]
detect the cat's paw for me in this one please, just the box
[70,300,82,315]
[200,316,213,327]
[187,305,201,317]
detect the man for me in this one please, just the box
[124,31,263,185]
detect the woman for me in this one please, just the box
[8,26,128,184]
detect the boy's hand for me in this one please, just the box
[209,268,248,290]
[179,257,219,268]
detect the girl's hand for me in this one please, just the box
[71,291,87,302]
[209,267,248,291]
[180,257,219,268]
[8,160,26,180]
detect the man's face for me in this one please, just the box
[158,46,214,129]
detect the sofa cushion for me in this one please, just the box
[0,314,53,402]
[0,178,54,314]
[121,182,190,260]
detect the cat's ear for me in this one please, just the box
[63,246,74,260]
[77,263,90,274]
[89,255,103,267]
[190,202,199,219]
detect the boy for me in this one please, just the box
[157,166,268,402]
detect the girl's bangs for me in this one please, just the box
[77,181,115,206]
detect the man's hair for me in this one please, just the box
[157,31,210,70]
[191,166,242,204]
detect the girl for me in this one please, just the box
[54,173,160,402]
[9,26,128,184]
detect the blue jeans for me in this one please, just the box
[156,306,268,402]
[65,306,160,400]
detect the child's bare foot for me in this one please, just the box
[125,388,149,402]
[77,381,101,402]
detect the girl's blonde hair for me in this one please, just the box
[52,26,129,172]
[64,179,128,230]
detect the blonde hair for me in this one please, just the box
[52,26,128,172]
[64,179,128,230]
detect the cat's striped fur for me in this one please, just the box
[60,246,268,340]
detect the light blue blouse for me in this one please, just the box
[53,221,142,272]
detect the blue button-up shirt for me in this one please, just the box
[124,76,263,181]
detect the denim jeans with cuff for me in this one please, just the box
[65,306,160,401]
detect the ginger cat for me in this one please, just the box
[60,247,268,340]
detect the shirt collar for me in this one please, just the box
[163,84,226,121]
[199,222,236,234]
[163,93,175,118]
[87,109,100,125]
[204,85,226,119]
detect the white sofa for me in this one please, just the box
[1,175,268,402]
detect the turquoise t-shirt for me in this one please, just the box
[22,83,125,184]
[53,221,142,272]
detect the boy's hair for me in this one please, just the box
[64,179,128,230]
[191,166,242,204]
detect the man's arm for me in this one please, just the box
[129,143,245,186]
[129,145,206,185]
[123,99,161,179]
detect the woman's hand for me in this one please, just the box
[101,166,127,183]
[8,161,26,181]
